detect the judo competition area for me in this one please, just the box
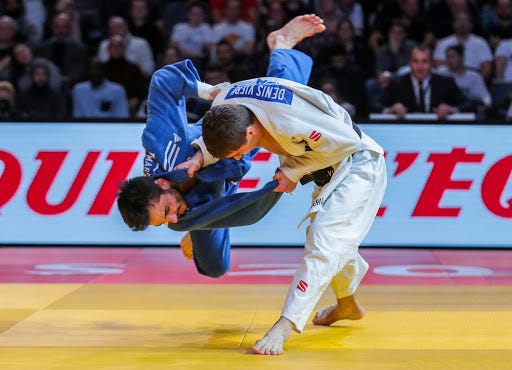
[1,123,511,368]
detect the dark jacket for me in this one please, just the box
[379,72,473,113]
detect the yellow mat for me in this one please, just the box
[1,284,511,369]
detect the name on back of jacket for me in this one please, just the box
[225,81,293,105]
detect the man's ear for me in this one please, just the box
[154,177,171,189]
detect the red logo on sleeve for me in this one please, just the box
[297,280,308,292]
[309,131,321,141]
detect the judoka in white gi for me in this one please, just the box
[199,32,388,354]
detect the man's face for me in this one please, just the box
[410,48,431,80]
[148,186,187,226]
[445,49,462,70]
[226,126,256,160]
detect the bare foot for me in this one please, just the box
[312,295,365,326]
[251,316,293,355]
[266,14,326,51]
[180,232,193,260]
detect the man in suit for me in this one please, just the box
[378,44,471,119]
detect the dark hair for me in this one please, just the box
[202,104,253,158]
[446,44,464,57]
[117,176,163,231]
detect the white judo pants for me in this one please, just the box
[281,149,387,332]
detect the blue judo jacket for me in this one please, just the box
[139,49,312,277]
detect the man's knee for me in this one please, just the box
[195,259,230,278]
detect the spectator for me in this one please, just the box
[375,20,416,76]
[49,0,82,43]
[312,44,366,116]
[17,63,66,119]
[427,0,480,39]
[338,0,364,37]
[333,18,373,77]
[397,0,432,45]
[97,16,155,77]
[211,0,256,59]
[0,16,18,81]
[161,45,183,67]
[0,80,25,119]
[1,0,39,43]
[127,0,165,63]
[72,59,129,119]
[103,34,148,116]
[214,39,254,81]
[481,0,512,50]
[495,37,512,81]
[209,0,259,25]
[34,12,88,86]
[433,12,494,81]
[12,43,62,93]
[378,45,471,119]
[317,76,356,117]
[170,1,212,65]
[437,44,492,112]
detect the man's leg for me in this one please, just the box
[249,14,327,356]
[252,151,387,355]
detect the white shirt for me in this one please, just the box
[97,34,155,76]
[211,20,255,52]
[434,34,493,71]
[171,23,212,57]
[495,39,512,82]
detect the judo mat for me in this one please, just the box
[0,247,511,369]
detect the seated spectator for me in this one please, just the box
[17,63,66,120]
[43,0,83,43]
[211,0,256,59]
[97,16,155,77]
[312,44,366,116]
[214,39,254,81]
[12,43,62,93]
[481,0,512,50]
[495,37,512,82]
[376,20,416,76]
[170,1,212,66]
[160,45,184,67]
[433,12,494,81]
[103,34,148,116]
[317,77,356,117]
[427,0,480,39]
[34,12,88,86]
[127,0,165,64]
[209,0,259,25]
[0,80,26,119]
[436,44,492,112]
[0,16,18,81]
[72,59,129,119]
[377,45,472,119]
[334,18,373,76]
[338,0,365,37]
[2,0,39,43]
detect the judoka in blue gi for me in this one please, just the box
[117,15,327,278]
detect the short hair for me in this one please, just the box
[0,81,15,96]
[446,44,464,57]
[117,176,164,231]
[202,104,253,158]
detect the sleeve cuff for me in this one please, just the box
[192,136,218,167]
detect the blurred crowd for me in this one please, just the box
[1,0,512,121]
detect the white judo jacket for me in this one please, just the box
[211,77,383,217]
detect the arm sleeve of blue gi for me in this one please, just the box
[265,49,313,85]
[142,60,202,174]
[190,229,230,278]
